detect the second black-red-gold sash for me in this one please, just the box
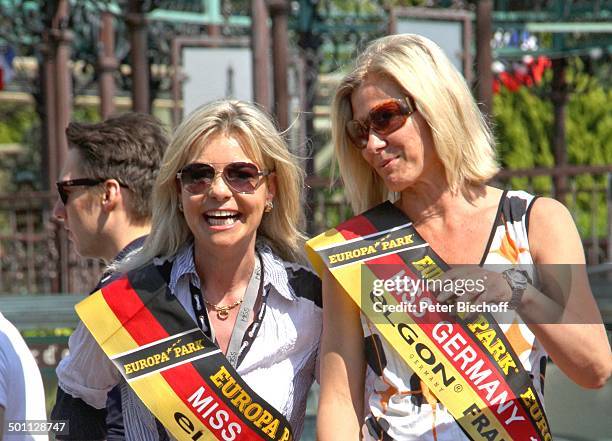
[306,201,551,441]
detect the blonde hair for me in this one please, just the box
[119,99,305,272]
[332,33,499,214]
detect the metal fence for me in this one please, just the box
[0,192,102,296]
[493,165,612,265]
[0,165,610,295]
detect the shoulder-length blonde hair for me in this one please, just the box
[332,33,499,214]
[120,99,305,271]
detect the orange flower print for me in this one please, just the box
[491,230,527,263]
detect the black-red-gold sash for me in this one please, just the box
[306,202,551,441]
[75,263,293,441]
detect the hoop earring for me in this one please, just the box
[264,201,274,213]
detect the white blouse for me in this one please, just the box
[56,242,322,440]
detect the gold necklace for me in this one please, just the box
[202,297,243,320]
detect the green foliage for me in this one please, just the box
[0,101,40,192]
[0,101,101,192]
[21,327,74,337]
[492,60,612,239]
[0,102,35,143]
[73,104,101,123]
[566,68,612,166]
[565,65,612,240]
[493,83,555,195]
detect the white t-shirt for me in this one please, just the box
[0,312,48,441]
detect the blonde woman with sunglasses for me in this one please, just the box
[62,100,321,441]
[307,34,611,440]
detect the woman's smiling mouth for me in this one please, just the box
[204,210,242,227]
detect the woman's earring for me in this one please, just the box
[264,201,274,213]
[178,201,183,212]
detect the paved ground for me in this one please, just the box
[300,364,612,441]
[547,363,612,441]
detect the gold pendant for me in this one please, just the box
[217,309,230,320]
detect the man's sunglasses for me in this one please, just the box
[346,96,416,149]
[56,178,128,205]
[176,162,271,195]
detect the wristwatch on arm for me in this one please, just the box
[502,268,532,310]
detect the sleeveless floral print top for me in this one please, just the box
[361,190,547,441]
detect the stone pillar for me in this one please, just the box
[551,58,569,202]
[98,11,117,118]
[127,0,150,113]
[251,0,271,111]
[52,0,72,174]
[476,0,493,116]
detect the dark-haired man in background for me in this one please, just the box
[51,113,168,440]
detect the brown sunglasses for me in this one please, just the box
[176,162,271,195]
[346,97,416,149]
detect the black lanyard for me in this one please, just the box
[189,253,263,368]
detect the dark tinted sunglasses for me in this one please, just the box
[177,162,271,195]
[346,97,416,149]
[56,178,128,205]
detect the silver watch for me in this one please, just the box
[502,268,531,310]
